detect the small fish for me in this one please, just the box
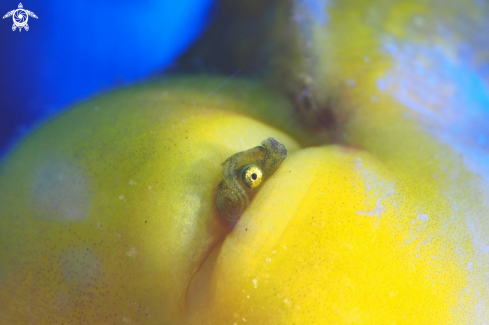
[216,137,287,227]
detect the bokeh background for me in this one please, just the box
[0,0,215,160]
[1,0,489,176]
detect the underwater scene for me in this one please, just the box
[1,0,489,324]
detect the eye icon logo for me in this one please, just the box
[3,3,37,32]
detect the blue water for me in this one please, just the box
[0,0,214,159]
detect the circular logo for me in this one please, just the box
[13,9,27,27]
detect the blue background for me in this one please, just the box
[0,0,215,159]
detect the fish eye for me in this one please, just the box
[241,165,263,188]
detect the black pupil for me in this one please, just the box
[251,173,257,180]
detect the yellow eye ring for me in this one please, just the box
[216,137,287,226]
[241,165,263,188]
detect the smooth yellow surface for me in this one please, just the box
[187,146,471,324]
[300,1,489,320]
[0,77,300,324]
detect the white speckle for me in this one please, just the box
[272,250,276,255]
[246,295,250,299]
[356,198,384,217]
[283,245,287,250]
[321,192,324,195]
[467,262,473,270]
[418,214,429,222]
[252,279,258,288]
[122,316,131,323]
[266,257,271,263]
[163,91,169,97]
[346,79,356,87]
[242,318,246,322]
[148,186,152,190]
[119,195,125,200]
[126,246,137,257]
[128,180,135,185]
[284,299,290,305]
[356,158,363,170]
[364,56,370,63]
